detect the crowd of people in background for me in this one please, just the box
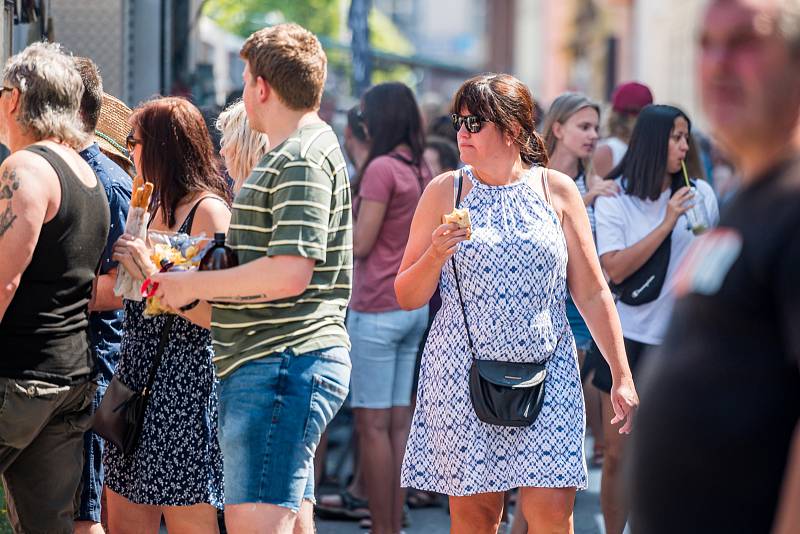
[0,1,798,533]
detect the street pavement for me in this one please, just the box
[316,431,612,534]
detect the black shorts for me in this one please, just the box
[590,337,654,394]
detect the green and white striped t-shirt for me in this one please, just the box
[211,122,352,378]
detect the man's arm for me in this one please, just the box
[0,157,51,321]
[89,268,123,312]
[152,255,314,309]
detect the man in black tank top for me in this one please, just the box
[0,43,110,534]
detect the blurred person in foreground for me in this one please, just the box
[73,56,133,534]
[629,1,800,533]
[216,99,270,193]
[592,82,653,179]
[151,23,352,534]
[0,42,110,533]
[396,73,637,533]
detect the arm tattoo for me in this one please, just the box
[0,169,19,237]
[211,294,269,303]
[0,204,16,237]
[0,168,19,201]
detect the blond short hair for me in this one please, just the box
[3,42,87,147]
[216,100,270,186]
[240,23,327,110]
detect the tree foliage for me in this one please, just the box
[203,0,340,39]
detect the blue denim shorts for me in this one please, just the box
[347,307,428,409]
[77,380,107,522]
[218,346,350,511]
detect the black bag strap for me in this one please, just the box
[449,169,478,360]
[450,167,565,360]
[142,315,175,395]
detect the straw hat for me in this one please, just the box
[95,92,133,166]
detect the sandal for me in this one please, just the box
[590,445,604,467]
[315,489,370,520]
[407,490,440,509]
[359,506,411,529]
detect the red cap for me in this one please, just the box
[611,82,654,114]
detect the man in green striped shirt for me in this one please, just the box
[152,23,352,534]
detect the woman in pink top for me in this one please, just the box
[349,82,431,534]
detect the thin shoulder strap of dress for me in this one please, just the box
[180,195,230,234]
[540,167,553,207]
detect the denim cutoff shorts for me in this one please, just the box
[218,346,350,511]
[347,307,428,409]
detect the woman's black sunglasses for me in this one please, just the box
[451,113,489,134]
[125,133,142,153]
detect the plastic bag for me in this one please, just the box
[140,231,213,317]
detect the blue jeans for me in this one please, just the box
[218,346,350,511]
[77,381,107,522]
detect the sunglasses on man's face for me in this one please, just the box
[451,113,488,134]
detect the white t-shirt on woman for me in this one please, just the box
[594,178,719,345]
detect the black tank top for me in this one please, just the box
[0,145,110,384]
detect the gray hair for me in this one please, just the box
[216,100,270,189]
[3,42,87,147]
[541,92,601,174]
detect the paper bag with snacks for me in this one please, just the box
[114,176,154,300]
[140,232,213,317]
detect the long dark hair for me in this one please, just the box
[606,104,691,201]
[359,82,425,178]
[451,73,548,166]
[131,96,229,227]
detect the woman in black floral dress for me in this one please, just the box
[107,97,231,533]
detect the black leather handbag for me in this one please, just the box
[449,169,551,427]
[93,315,175,454]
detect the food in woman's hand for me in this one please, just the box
[443,208,472,239]
[114,176,155,300]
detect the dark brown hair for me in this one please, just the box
[451,73,548,166]
[74,56,103,133]
[131,97,228,227]
[240,23,327,111]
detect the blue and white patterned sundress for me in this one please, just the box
[401,166,587,495]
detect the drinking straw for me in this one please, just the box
[681,160,691,188]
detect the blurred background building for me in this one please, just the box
[0,0,707,124]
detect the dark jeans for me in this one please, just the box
[0,378,96,534]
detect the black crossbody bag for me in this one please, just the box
[450,169,553,427]
[93,315,175,454]
[608,176,695,306]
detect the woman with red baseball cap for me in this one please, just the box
[593,82,654,179]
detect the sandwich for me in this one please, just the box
[442,207,471,239]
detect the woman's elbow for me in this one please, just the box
[394,277,418,310]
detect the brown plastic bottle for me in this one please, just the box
[199,232,239,271]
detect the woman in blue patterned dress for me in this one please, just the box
[396,74,639,533]
[108,97,231,533]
